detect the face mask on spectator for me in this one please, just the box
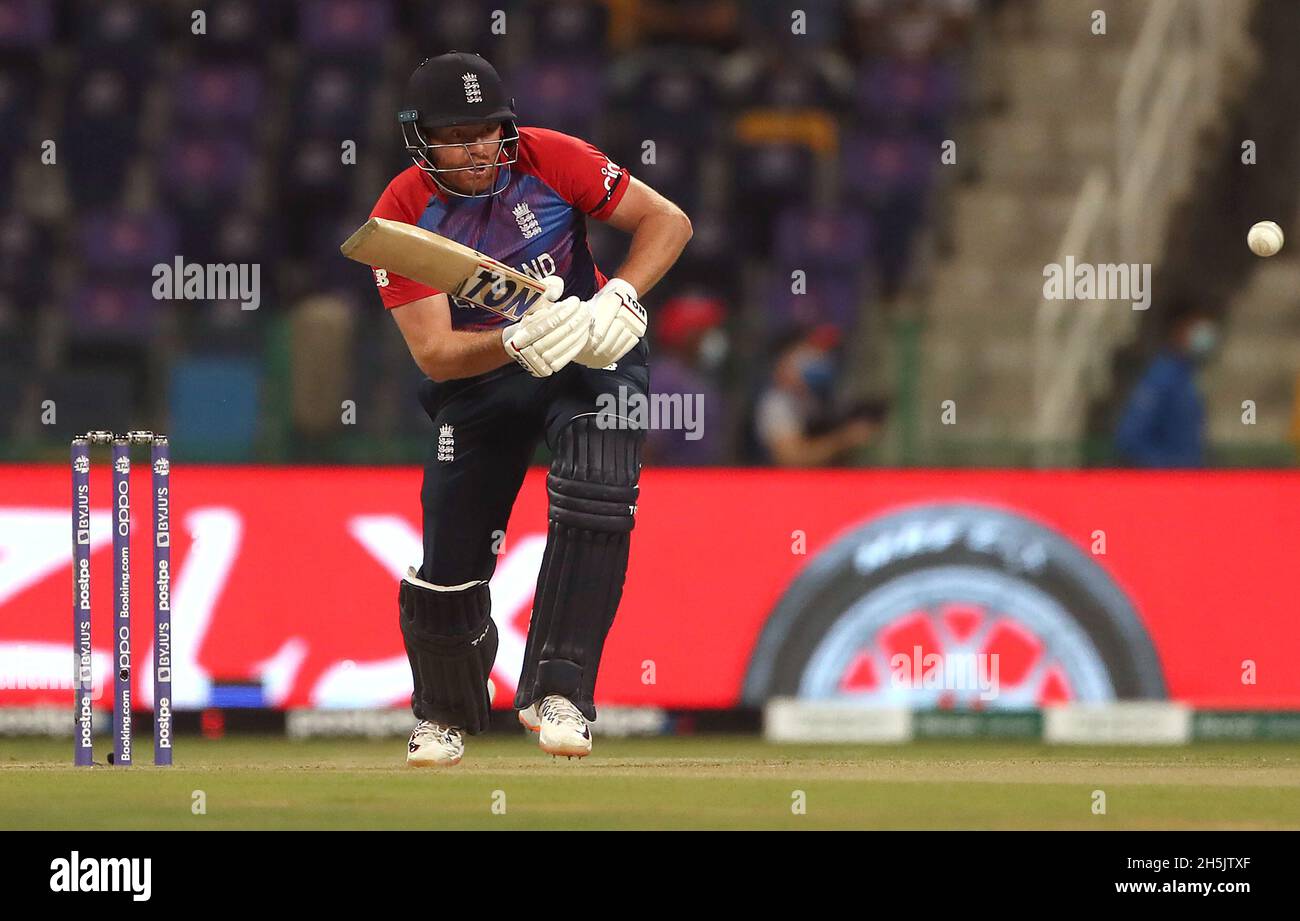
[697,328,728,371]
[1187,321,1217,360]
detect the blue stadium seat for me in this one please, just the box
[169,357,262,459]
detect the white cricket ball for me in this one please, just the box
[1247,220,1285,257]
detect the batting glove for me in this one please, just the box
[501,285,589,377]
[574,277,646,369]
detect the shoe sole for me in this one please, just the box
[406,755,462,767]
[539,740,591,758]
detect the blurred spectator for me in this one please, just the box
[750,325,884,466]
[1114,308,1217,468]
[851,0,965,60]
[290,293,355,444]
[645,292,730,465]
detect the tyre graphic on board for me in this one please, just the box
[741,503,1166,708]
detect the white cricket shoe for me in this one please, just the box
[518,703,541,733]
[406,720,464,767]
[536,695,592,759]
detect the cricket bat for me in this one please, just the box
[340,217,548,321]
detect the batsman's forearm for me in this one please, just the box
[418,329,512,382]
[613,209,692,296]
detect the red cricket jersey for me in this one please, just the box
[365,127,630,329]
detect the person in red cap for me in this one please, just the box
[645,292,730,465]
[360,52,692,766]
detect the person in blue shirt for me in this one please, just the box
[1115,309,1219,468]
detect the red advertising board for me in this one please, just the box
[2,465,1297,711]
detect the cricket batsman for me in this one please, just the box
[363,52,692,765]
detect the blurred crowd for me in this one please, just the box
[0,0,978,463]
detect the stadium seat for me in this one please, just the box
[169,357,262,459]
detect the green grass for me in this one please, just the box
[4,736,1300,830]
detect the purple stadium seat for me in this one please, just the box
[72,0,158,62]
[0,153,13,211]
[295,64,378,135]
[0,212,50,308]
[410,0,503,53]
[0,65,37,152]
[730,143,817,254]
[0,0,54,49]
[66,282,159,341]
[312,212,377,296]
[512,61,606,138]
[528,0,610,55]
[299,0,393,55]
[279,137,354,204]
[623,136,700,214]
[841,131,934,295]
[766,273,867,332]
[160,135,255,206]
[773,205,875,270]
[62,68,141,206]
[614,53,723,144]
[856,57,960,129]
[79,212,179,274]
[174,65,265,127]
[655,208,742,298]
[840,130,935,203]
[199,0,282,59]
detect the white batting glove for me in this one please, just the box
[574,277,647,369]
[501,291,589,378]
[538,275,565,302]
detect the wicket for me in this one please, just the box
[71,431,172,767]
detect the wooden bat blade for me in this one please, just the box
[341,217,548,321]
